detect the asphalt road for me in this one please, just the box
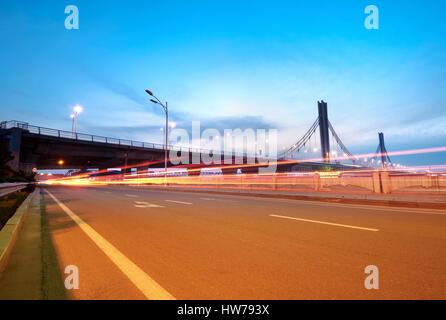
[40,185,446,299]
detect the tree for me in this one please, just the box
[0,139,14,176]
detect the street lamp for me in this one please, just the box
[72,105,83,136]
[145,89,168,183]
[70,114,75,137]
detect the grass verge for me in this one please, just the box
[0,191,29,230]
[40,188,67,299]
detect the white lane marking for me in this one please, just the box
[270,214,379,232]
[199,197,238,203]
[165,200,193,205]
[259,197,446,216]
[98,187,446,215]
[104,191,112,194]
[134,201,164,208]
[125,194,139,198]
[45,189,174,300]
[98,188,446,215]
[318,203,446,216]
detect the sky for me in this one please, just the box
[0,0,445,166]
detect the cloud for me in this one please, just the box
[199,115,277,131]
[86,114,278,145]
[93,76,149,107]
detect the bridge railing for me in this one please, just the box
[1,120,259,158]
[115,170,446,195]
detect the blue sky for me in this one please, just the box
[0,0,445,165]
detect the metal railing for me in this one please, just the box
[0,183,29,198]
[1,120,259,158]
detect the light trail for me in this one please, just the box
[40,145,446,196]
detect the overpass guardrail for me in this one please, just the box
[0,183,29,198]
[1,120,260,158]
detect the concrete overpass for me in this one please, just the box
[0,121,268,174]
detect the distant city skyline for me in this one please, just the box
[1,0,445,166]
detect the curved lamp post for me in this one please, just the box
[145,89,168,183]
[73,105,83,136]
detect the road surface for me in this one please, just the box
[25,185,446,299]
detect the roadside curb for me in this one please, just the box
[0,188,37,274]
[119,185,446,210]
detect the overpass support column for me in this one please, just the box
[6,128,22,172]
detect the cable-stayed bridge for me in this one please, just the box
[279,101,355,164]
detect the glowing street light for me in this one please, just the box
[73,105,83,114]
[72,105,83,136]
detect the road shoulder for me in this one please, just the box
[0,188,66,299]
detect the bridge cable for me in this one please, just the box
[279,117,320,159]
[327,120,357,163]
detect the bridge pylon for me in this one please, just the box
[377,132,392,169]
[318,100,330,162]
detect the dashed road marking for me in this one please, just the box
[199,197,239,203]
[165,200,193,205]
[134,201,164,208]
